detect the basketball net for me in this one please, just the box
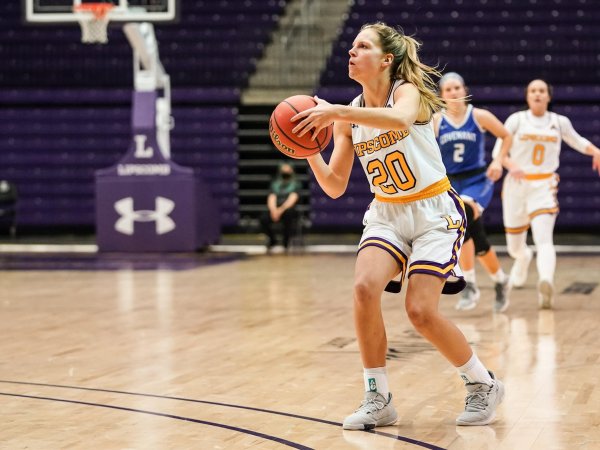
[73,3,114,44]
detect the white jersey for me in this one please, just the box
[351,80,450,202]
[493,110,590,175]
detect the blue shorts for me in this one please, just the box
[449,172,494,211]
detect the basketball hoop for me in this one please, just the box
[73,3,114,44]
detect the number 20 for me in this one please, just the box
[366,151,416,194]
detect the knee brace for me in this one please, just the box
[469,217,491,256]
[463,202,475,241]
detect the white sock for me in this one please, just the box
[489,269,507,284]
[463,268,476,284]
[363,367,389,398]
[535,243,556,283]
[457,353,493,385]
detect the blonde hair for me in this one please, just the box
[361,22,445,114]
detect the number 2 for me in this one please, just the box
[453,143,465,163]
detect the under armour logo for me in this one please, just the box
[134,135,153,158]
[114,196,175,235]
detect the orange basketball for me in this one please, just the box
[269,95,333,159]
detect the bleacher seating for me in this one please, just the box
[0,0,288,230]
[315,0,600,231]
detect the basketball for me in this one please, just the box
[269,95,333,159]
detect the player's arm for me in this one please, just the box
[432,111,442,138]
[492,112,524,179]
[306,121,355,199]
[291,84,422,139]
[474,108,513,181]
[559,116,600,176]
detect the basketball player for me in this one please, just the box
[434,72,515,313]
[493,79,600,309]
[291,23,504,429]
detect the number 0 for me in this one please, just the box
[532,144,545,166]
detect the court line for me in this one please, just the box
[0,380,447,450]
[0,392,313,450]
[1,243,599,255]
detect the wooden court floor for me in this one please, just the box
[0,253,598,449]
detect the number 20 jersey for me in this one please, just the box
[351,80,449,202]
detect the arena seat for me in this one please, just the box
[1,1,288,229]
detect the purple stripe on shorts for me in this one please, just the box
[359,242,404,269]
[446,188,467,260]
[359,237,408,261]
[409,267,455,279]
[410,259,455,270]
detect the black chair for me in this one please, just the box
[287,213,311,252]
[0,180,17,237]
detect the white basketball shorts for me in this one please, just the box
[358,189,466,295]
[502,174,559,234]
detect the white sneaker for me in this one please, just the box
[538,279,554,309]
[455,282,480,311]
[456,371,505,426]
[509,247,533,288]
[342,391,398,430]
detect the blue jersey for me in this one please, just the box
[437,105,486,175]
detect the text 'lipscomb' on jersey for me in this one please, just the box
[354,129,410,157]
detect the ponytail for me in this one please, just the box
[361,23,445,116]
[396,35,445,115]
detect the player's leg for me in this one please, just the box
[456,200,480,310]
[469,217,510,312]
[342,245,400,430]
[530,213,557,309]
[406,273,504,425]
[526,176,560,308]
[459,177,509,310]
[502,177,533,287]
[343,200,415,430]
[408,191,504,425]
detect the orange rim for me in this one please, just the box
[73,3,114,19]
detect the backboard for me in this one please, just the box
[24,0,177,23]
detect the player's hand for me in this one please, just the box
[508,166,525,180]
[504,157,525,180]
[291,96,335,141]
[486,160,503,182]
[592,148,600,176]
